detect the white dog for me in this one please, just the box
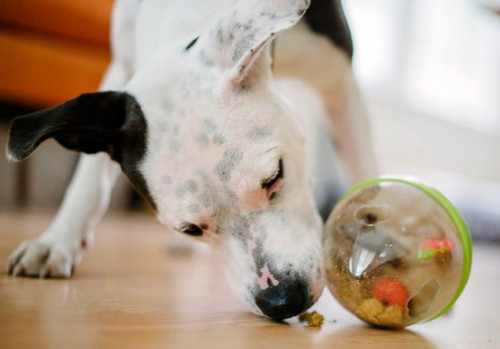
[6,0,376,320]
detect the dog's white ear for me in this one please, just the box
[197,0,310,88]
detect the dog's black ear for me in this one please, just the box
[7,91,139,162]
[197,0,310,88]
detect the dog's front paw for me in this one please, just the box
[6,238,79,278]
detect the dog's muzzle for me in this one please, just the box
[254,279,311,320]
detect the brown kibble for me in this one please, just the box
[299,310,325,327]
[357,298,384,317]
[355,298,403,327]
[377,305,403,325]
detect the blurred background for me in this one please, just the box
[0,0,499,239]
[345,0,500,182]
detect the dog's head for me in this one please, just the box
[6,0,324,319]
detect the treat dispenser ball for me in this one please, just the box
[324,176,472,328]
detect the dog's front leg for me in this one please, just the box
[6,60,130,277]
[332,68,378,182]
[6,153,120,277]
[275,21,378,183]
[6,0,140,277]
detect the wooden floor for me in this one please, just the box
[0,211,499,349]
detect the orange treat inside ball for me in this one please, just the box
[372,278,409,308]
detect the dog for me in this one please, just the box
[5,0,376,320]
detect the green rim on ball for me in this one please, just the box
[335,175,473,322]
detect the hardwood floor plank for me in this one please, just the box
[0,211,498,349]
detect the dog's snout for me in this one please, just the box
[254,280,310,320]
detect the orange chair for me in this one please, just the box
[0,0,114,108]
[0,1,140,210]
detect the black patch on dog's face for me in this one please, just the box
[304,0,354,60]
[7,91,156,208]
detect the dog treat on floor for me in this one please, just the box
[299,310,324,327]
[323,177,472,328]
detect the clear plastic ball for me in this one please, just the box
[324,177,472,328]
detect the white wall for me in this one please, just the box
[367,98,500,182]
[344,0,500,183]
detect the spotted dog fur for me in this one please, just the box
[5,0,376,320]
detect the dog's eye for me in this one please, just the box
[262,159,284,200]
[180,223,203,236]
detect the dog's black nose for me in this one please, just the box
[254,280,310,320]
